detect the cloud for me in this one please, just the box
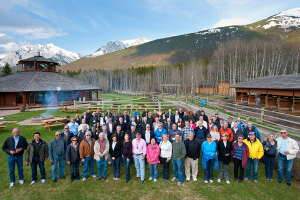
[0,33,28,58]
[0,0,67,39]
[213,18,251,28]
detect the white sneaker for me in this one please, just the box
[82,178,86,181]
[41,179,46,184]
[154,179,157,182]
[193,177,197,182]
[9,182,14,188]
[209,180,213,183]
[204,180,208,184]
[171,177,177,181]
[31,181,36,185]
[217,179,221,183]
[92,175,96,178]
[19,180,24,185]
[186,177,190,182]
[149,177,153,181]
[226,181,230,184]
[177,182,182,185]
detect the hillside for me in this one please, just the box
[59,7,300,72]
[59,26,265,72]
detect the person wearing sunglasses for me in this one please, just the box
[61,125,74,145]
[276,130,299,186]
[231,135,249,183]
[66,136,80,182]
[217,132,232,184]
[262,133,277,181]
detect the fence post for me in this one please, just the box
[218,99,220,111]
[102,100,104,111]
[235,103,238,116]
[261,108,264,124]
[131,101,133,111]
[207,97,209,107]
[159,101,161,112]
[74,100,76,108]
[246,117,249,125]
[179,100,181,108]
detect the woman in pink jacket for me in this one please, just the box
[146,138,160,182]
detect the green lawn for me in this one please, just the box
[98,92,142,100]
[0,98,299,199]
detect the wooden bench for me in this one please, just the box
[62,107,80,113]
[111,103,121,109]
[42,118,67,131]
[0,126,7,132]
[124,105,134,108]
[87,107,102,112]
[138,104,148,108]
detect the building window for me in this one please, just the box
[30,93,35,104]
[26,63,34,69]
[39,63,48,69]
[16,93,23,104]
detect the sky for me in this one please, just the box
[0,0,299,58]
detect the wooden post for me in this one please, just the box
[131,101,133,111]
[207,96,209,107]
[261,107,264,124]
[218,99,220,111]
[292,96,295,113]
[235,103,238,116]
[102,100,104,111]
[277,95,281,111]
[161,86,163,101]
[96,90,98,100]
[74,100,76,108]
[246,117,249,125]
[26,104,29,112]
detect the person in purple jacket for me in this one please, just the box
[122,134,132,183]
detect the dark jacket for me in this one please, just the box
[2,135,28,157]
[243,126,261,142]
[122,115,131,125]
[25,139,48,163]
[231,128,243,142]
[66,143,80,163]
[142,130,155,144]
[166,112,174,120]
[217,140,232,165]
[163,122,174,132]
[194,126,208,139]
[89,115,99,127]
[86,113,92,123]
[159,117,167,124]
[61,131,74,145]
[231,142,249,168]
[142,111,149,118]
[77,130,94,143]
[182,115,190,122]
[262,139,277,157]
[114,132,125,145]
[140,121,151,134]
[184,139,201,160]
[213,120,221,130]
[116,122,127,133]
[109,142,122,158]
[105,122,116,135]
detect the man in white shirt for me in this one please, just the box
[78,119,90,132]
[68,118,79,136]
[142,124,154,145]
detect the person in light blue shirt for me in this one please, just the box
[68,118,79,136]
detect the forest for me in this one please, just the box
[59,37,300,95]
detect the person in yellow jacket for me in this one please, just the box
[243,132,263,183]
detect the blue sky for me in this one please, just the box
[0,0,299,57]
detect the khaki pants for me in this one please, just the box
[184,157,198,178]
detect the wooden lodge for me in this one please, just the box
[230,74,300,112]
[0,56,101,107]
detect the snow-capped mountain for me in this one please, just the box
[247,7,300,31]
[89,37,151,58]
[0,43,84,67]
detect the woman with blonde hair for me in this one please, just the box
[159,134,172,181]
[210,125,220,142]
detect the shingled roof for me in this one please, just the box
[0,71,101,92]
[230,74,300,90]
[18,56,59,65]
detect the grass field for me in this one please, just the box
[0,95,299,199]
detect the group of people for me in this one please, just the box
[2,106,299,188]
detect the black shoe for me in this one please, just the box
[53,179,57,183]
[233,178,237,181]
[76,177,80,180]
[238,180,242,183]
[278,180,281,183]
[287,182,291,186]
[60,176,66,179]
[98,178,102,181]
[103,177,107,180]
[71,179,74,182]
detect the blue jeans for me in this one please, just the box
[112,157,121,178]
[134,154,145,181]
[172,158,184,183]
[8,155,24,183]
[278,154,294,183]
[149,163,158,179]
[124,157,131,181]
[204,159,214,181]
[264,156,275,179]
[246,158,259,180]
[70,161,80,180]
[82,156,95,178]
[52,156,65,180]
[96,157,107,178]
[31,157,45,181]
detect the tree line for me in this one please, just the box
[60,38,300,95]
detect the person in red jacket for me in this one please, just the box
[219,122,233,142]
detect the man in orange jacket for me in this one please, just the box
[219,122,233,142]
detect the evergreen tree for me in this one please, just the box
[1,62,12,77]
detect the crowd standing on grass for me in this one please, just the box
[2,107,299,188]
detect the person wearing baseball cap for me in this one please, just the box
[243,132,263,183]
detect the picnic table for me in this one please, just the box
[62,107,80,113]
[0,126,7,132]
[42,118,67,131]
[87,107,102,112]
[111,103,121,109]
[138,104,148,108]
